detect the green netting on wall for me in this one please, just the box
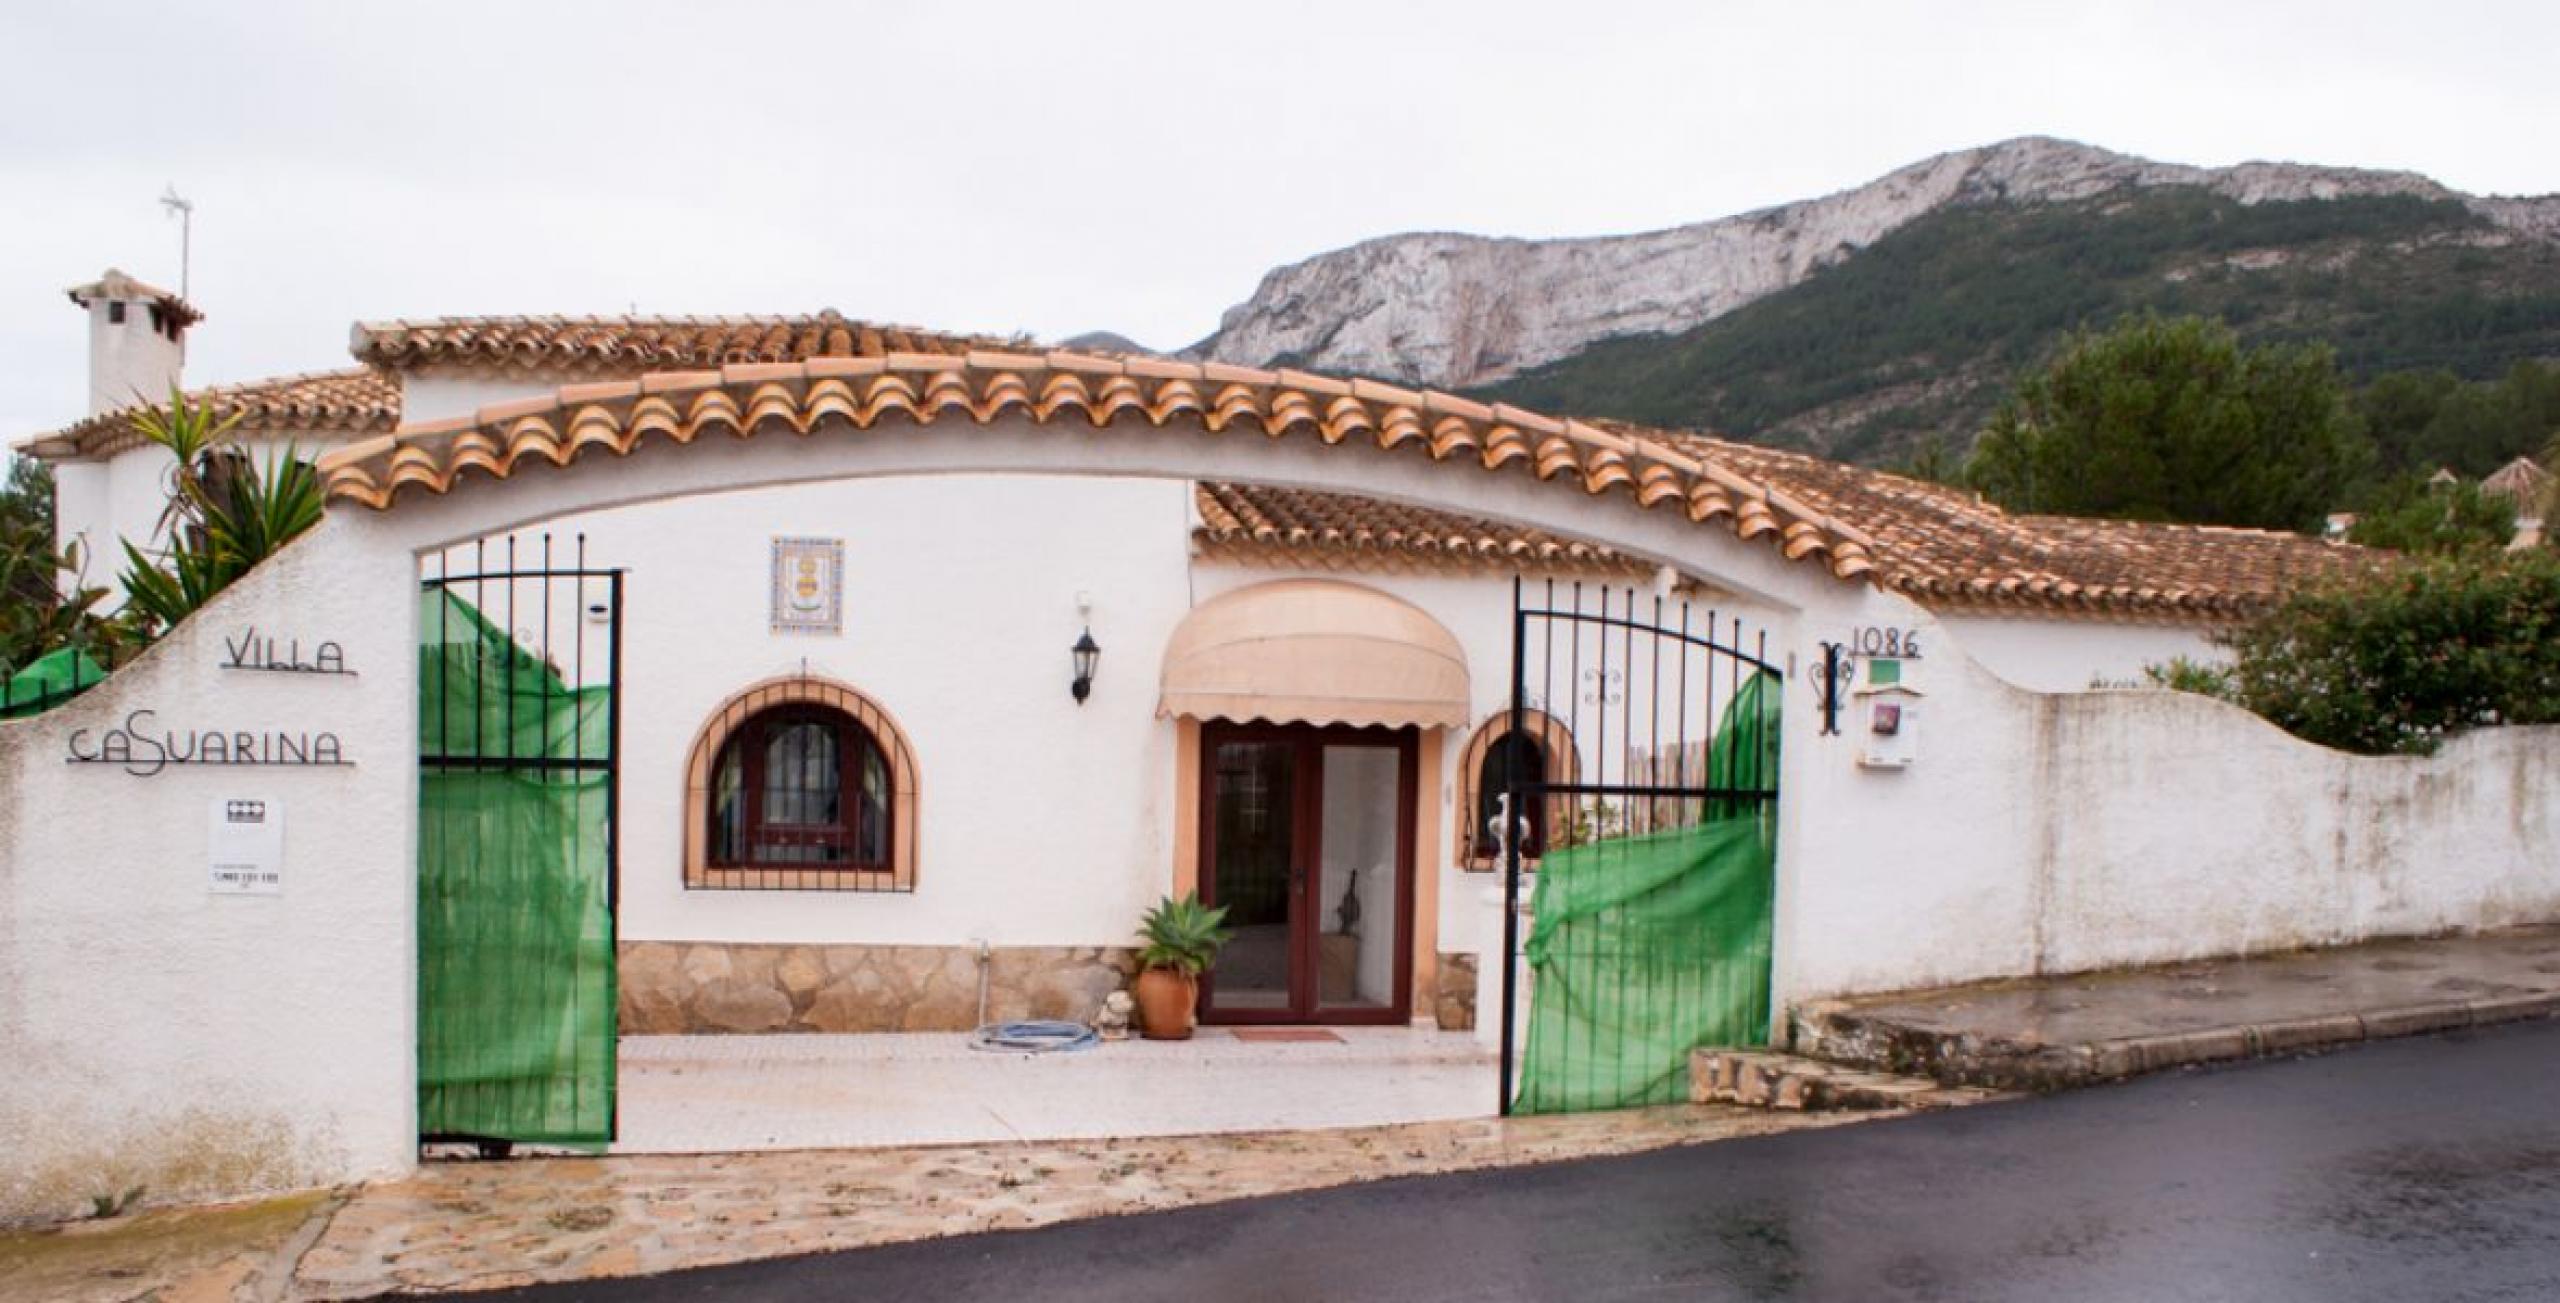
[1515,671,1780,1114]
[1,646,105,718]
[417,589,616,1149]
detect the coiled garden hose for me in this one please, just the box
[970,1020,1101,1053]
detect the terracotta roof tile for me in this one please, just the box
[4,298,2364,625]
[315,355,1888,590]
[1642,426,2374,620]
[310,353,2375,620]
[26,368,398,460]
[1194,482,1653,579]
[351,312,1017,376]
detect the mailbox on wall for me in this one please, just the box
[1855,657,1921,769]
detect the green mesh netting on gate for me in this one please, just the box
[417,589,616,1149]
[1515,671,1780,1114]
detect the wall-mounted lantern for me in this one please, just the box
[1071,627,1101,704]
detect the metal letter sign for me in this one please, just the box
[208,798,284,894]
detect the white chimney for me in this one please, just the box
[66,268,195,416]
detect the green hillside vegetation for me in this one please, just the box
[2355,359,2560,479]
[1963,315,2366,533]
[1474,187,2560,468]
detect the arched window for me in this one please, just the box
[686,677,918,891]
[1453,710,1578,870]
[709,705,891,869]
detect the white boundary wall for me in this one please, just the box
[1934,611,2223,692]
[1777,646,2560,1000]
[0,525,417,1221]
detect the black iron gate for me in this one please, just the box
[417,535,623,1151]
[1498,578,1783,1114]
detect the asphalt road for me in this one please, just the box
[493,1018,2560,1302]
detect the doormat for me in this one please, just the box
[1228,1028,1344,1044]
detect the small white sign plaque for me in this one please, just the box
[208,798,284,895]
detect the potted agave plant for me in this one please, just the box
[1132,892,1233,1040]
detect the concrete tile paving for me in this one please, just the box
[616,1026,1496,1153]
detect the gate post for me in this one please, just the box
[1500,576,1526,1115]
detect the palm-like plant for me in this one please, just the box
[1,451,145,693]
[1137,893,1234,974]
[131,384,243,543]
[116,388,324,630]
[2,527,114,676]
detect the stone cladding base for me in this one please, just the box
[617,942,1138,1034]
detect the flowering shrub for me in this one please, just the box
[2196,550,2560,755]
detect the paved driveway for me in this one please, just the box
[615,1026,1496,1152]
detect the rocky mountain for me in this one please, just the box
[1189,137,2560,397]
[1479,183,2560,464]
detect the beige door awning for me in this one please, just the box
[1159,578,1471,729]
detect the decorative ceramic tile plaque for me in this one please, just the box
[770,537,845,635]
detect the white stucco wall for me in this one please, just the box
[83,300,185,419]
[1936,612,2223,691]
[0,517,418,1223]
[478,474,1201,951]
[48,459,109,593]
[339,412,2560,1012]
[1776,646,2560,1001]
[105,441,177,557]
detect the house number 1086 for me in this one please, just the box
[1849,625,1922,658]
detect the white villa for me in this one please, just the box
[21,271,2363,1034]
[5,269,2551,1221]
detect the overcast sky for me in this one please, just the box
[4,0,2555,442]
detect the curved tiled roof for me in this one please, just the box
[23,368,399,460]
[1653,429,2371,620]
[352,312,1018,376]
[1196,482,1654,579]
[314,352,1887,587]
[38,314,2363,623]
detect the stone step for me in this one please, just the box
[1789,988,2560,1093]
[1689,1048,2011,1113]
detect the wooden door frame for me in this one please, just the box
[1195,721,1418,1025]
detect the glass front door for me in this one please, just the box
[1199,723,1416,1024]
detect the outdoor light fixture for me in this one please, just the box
[1070,622,1100,701]
[1069,591,1102,705]
[1070,627,1102,704]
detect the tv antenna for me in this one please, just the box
[159,185,195,300]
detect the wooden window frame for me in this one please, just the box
[711,704,891,872]
[1453,709,1578,872]
[684,676,918,892]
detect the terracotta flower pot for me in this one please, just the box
[1134,967,1199,1040]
